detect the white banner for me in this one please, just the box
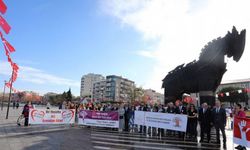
[134,111,188,132]
[134,111,145,125]
[29,109,75,124]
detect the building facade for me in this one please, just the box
[80,73,105,97]
[93,80,106,101]
[106,75,135,102]
[144,89,164,104]
[93,75,135,102]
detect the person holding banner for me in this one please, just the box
[175,101,187,139]
[22,101,32,126]
[139,104,147,134]
[118,104,125,132]
[187,104,198,141]
[166,102,176,136]
[128,106,135,132]
[157,105,165,136]
[124,104,130,132]
[234,104,247,150]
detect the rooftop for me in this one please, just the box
[221,78,250,85]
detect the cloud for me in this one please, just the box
[101,0,250,93]
[0,61,79,87]
[136,50,156,58]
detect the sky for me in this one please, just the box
[0,0,250,96]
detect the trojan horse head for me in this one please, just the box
[224,26,246,62]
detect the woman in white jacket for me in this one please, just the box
[118,104,125,132]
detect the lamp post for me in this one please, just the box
[6,69,14,119]
[1,80,7,111]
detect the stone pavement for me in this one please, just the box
[0,107,93,150]
[0,107,243,150]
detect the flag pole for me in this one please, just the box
[6,68,14,119]
[1,80,6,111]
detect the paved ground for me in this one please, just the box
[0,107,241,150]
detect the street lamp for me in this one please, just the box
[6,69,14,119]
[1,80,7,111]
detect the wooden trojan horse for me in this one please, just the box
[162,27,246,106]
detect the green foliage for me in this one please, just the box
[66,88,72,101]
[48,94,64,105]
[218,87,243,93]
[17,92,25,101]
[217,86,248,103]
[129,87,144,102]
[47,89,74,105]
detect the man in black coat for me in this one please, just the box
[124,104,130,132]
[166,102,176,113]
[212,100,227,148]
[198,102,212,143]
[175,101,187,114]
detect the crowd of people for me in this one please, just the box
[75,100,248,149]
[21,99,249,150]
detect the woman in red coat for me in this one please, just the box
[22,101,33,126]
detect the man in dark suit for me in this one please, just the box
[212,100,227,148]
[166,102,176,113]
[198,102,212,143]
[124,104,130,132]
[175,101,187,114]
[175,101,187,139]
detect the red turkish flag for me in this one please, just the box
[0,15,10,34]
[12,63,19,71]
[3,39,15,52]
[0,0,7,14]
[7,54,12,63]
[5,82,10,88]
[4,45,9,56]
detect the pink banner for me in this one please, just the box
[78,110,119,128]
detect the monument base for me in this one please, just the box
[199,91,216,106]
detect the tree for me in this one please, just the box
[47,94,64,105]
[62,92,67,101]
[129,87,144,103]
[217,86,249,105]
[66,88,72,102]
[17,92,25,102]
[45,89,75,105]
